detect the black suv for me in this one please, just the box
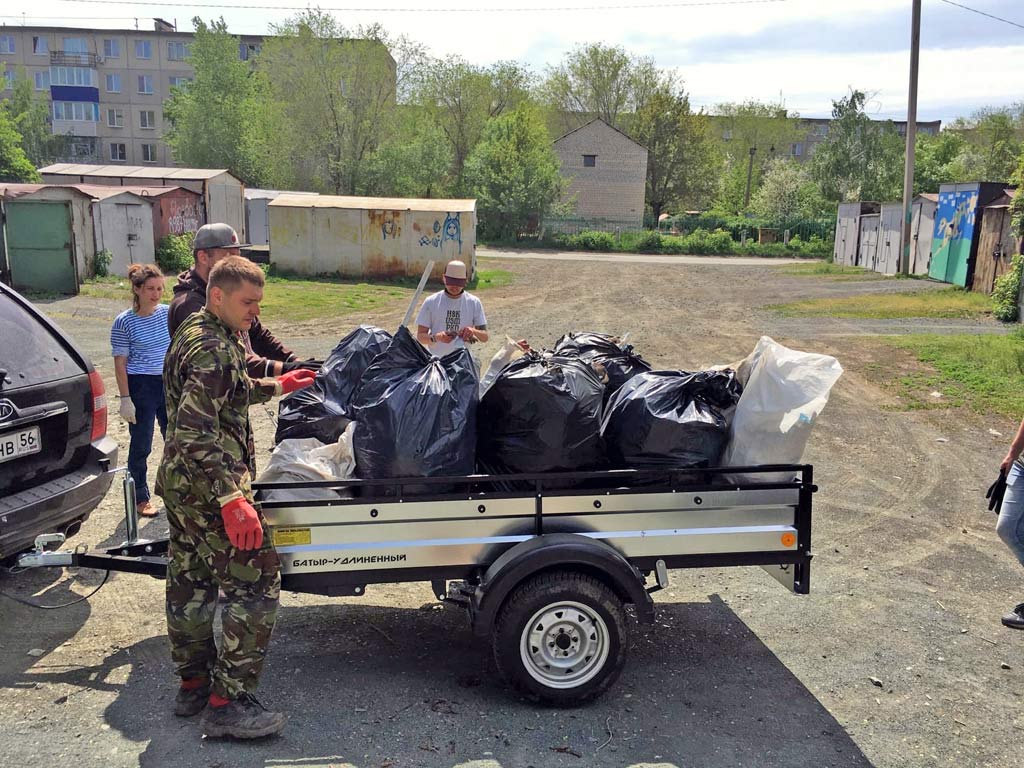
[0,283,117,562]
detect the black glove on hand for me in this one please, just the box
[986,470,1007,515]
[281,358,323,373]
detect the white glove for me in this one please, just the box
[118,396,136,424]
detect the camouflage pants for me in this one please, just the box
[164,490,281,700]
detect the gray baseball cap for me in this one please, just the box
[193,223,248,251]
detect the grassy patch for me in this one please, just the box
[80,275,412,324]
[776,262,883,279]
[470,268,514,290]
[882,331,1024,419]
[768,287,993,319]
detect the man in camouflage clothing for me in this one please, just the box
[156,256,315,739]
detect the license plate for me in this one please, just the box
[0,426,42,464]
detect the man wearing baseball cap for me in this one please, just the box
[415,259,489,356]
[167,223,317,378]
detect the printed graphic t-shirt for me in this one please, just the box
[415,290,487,357]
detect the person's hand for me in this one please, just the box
[516,339,530,351]
[1001,453,1016,475]
[434,330,457,344]
[281,358,322,373]
[458,327,478,343]
[220,498,263,550]
[118,396,136,424]
[278,368,316,394]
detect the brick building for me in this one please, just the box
[551,118,648,231]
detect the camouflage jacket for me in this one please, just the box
[156,308,280,510]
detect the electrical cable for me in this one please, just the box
[937,0,1024,31]
[0,568,111,610]
[46,0,788,13]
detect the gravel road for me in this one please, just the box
[1,253,1018,768]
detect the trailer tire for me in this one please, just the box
[492,570,628,706]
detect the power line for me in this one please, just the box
[937,0,1024,31]
[47,0,787,13]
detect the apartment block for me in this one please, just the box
[0,20,265,166]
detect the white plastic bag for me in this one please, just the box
[722,337,843,483]
[480,336,526,398]
[257,422,356,502]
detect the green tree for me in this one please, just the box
[913,130,967,194]
[417,57,532,194]
[163,17,267,184]
[710,99,806,213]
[948,105,1024,183]
[751,157,831,221]
[257,12,424,194]
[364,107,452,198]
[0,100,39,182]
[631,74,719,220]
[464,104,564,240]
[5,72,64,166]
[810,89,904,202]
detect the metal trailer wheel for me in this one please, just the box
[493,570,628,706]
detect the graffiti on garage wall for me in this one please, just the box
[418,213,462,254]
[167,202,202,235]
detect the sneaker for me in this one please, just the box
[200,693,285,739]
[1001,603,1024,630]
[136,500,158,518]
[174,681,210,717]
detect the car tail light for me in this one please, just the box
[89,370,107,441]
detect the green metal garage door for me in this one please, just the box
[5,200,77,295]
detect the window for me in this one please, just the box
[0,36,16,54]
[238,42,260,61]
[583,154,597,168]
[34,71,50,90]
[32,36,48,55]
[722,128,733,141]
[169,75,191,88]
[62,38,88,54]
[110,143,127,162]
[135,40,152,60]
[107,108,123,127]
[105,73,120,93]
[2,71,13,90]
[137,75,153,94]
[53,101,99,122]
[50,66,93,87]
[167,41,188,61]
[103,38,120,58]
[142,143,157,163]
[790,142,803,158]
[140,110,155,129]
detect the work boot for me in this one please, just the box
[199,693,286,739]
[1002,603,1024,630]
[174,680,210,717]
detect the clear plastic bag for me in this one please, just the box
[722,337,843,483]
[480,337,526,398]
[257,423,356,502]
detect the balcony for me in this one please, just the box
[50,51,100,68]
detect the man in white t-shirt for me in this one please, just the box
[415,260,489,356]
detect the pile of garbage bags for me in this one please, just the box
[261,325,842,498]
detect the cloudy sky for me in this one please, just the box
[3,0,1023,122]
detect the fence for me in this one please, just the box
[666,214,835,243]
[541,215,647,235]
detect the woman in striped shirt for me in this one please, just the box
[111,263,171,518]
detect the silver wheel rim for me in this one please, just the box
[520,600,610,689]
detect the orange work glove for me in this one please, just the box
[278,368,316,394]
[220,498,263,550]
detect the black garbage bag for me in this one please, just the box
[601,370,742,470]
[478,353,606,478]
[350,325,478,484]
[275,325,392,444]
[553,331,652,399]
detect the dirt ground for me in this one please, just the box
[2,252,1021,768]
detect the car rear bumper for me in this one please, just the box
[0,436,118,560]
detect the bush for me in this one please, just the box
[993,252,1024,323]
[632,230,663,253]
[155,232,195,275]
[93,248,112,278]
[567,230,616,252]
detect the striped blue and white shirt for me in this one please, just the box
[110,304,171,375]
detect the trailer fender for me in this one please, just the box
[470,533,654,637]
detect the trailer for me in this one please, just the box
[18,463,816,705]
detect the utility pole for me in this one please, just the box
[744,146,757,208]
[900,0,922,275]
